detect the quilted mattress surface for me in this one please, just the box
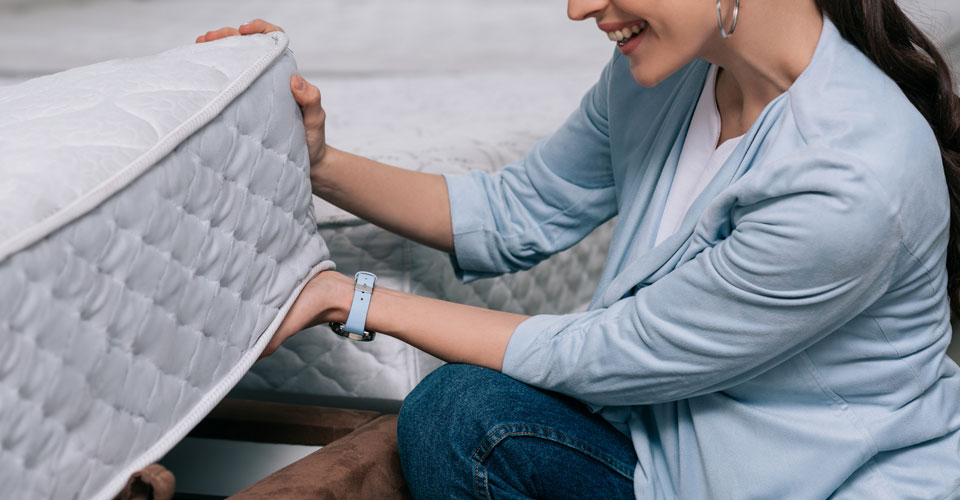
[0,32,333,499]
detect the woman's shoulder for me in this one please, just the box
[785,20,942,193]
[771,23,944,250]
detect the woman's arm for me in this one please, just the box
[493,154,904,407]
[201,20,620,279]
[203,21,617,367]
[311,146,454,253]
[264,271,529,370]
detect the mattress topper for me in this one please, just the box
[0,32,289,260]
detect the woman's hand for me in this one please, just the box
[196,20,330,169]
[195,19,283,44]
[263,269,524,370]
[261,270,354,359]
[289,75,329,170]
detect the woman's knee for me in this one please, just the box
[397,363,545,475]
[398,364,498,498]
[398,363,520,436]
[398,364,490,445]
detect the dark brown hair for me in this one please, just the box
[815,0,960,315]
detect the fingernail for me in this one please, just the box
[294,75,305,90]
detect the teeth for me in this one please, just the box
[606,22,646,43]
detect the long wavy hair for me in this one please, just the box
[815,0,960,315]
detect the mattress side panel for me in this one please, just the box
[0,51,332,499]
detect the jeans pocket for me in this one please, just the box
[471,423,635,499]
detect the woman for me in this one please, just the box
[200,0,960,497]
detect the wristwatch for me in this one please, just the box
[328,271,377,341]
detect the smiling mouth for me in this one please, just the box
[606,21,648,47]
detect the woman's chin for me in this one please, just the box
[629,67,665,88]
[628,59,687,88]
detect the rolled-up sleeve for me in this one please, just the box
[501,153,903,407]
[446,54,620,282]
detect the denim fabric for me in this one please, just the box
[397,364,637,500]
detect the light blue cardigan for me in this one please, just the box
[444,18,960,499]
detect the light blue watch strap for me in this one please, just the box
[343,271,376,335]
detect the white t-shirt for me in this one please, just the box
[654,65,744,246]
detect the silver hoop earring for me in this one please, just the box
[716,0,740,38]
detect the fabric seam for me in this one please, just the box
[797,352,898,497]
[867,316,925,393]
[470,423,636,481]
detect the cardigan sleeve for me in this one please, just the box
[500,151,903,407]
[444,54,620,282]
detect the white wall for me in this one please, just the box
[0,0,94,9]
[902,0,960,85]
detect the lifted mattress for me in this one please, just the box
[0,33,333,499]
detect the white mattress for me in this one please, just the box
[0,32,333,499]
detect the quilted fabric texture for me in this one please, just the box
[0,33,297,257]
[0,33,333,500]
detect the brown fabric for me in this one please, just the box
[117,464,175,500]
[229,415,412,500]
[190,398,381,446]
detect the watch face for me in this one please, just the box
[328,323,376,342]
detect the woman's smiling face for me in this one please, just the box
[568,0,722,87]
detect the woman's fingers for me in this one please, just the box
[195,27,241,43]
[259,272,331,360]
[239,19,284,35]
[260,305,300,359]
[196,19,283,44]
[290,75,328,165]
[290,75,325,129]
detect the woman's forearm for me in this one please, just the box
[322,275,528,371]
[369,287,528,371]
[312,146,454,253]
[308,148,523,368]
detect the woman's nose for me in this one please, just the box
[567,0,608,21]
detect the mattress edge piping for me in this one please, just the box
[0,31,291,263]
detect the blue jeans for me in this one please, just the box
[397,364,637,499]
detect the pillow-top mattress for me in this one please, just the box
[0,32,333,499]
